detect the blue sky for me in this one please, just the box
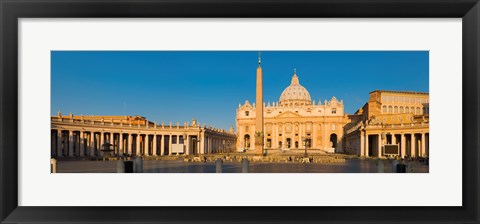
[51,51,429,130]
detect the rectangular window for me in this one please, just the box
[332,108,337,114]
[245,111,249,116]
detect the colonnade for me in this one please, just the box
[359,131,429,158]
[51,130,200,157]
[51,128,236,158]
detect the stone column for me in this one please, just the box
[57,131,63,157]
[128,134,133,155]
[68,130,74,157]
[75,132,80,156]
[168,134,172,155]
[185,135,190,155]
[378,134,382,158]
[282,123,286,149]
[421,133,426,157]
[119,133,124,156]
[273,123,277,148]
[359,130,365,156]
[109,132,114,154]
[365,133,369,157]
[90,132,95,157]
[401,134,406,158]
[210,138,213,153]
[410,134,416,158]
[79,131,85,157]
[200,133,205,154]
[302,123,306,149]
[136,134,141,156]
[145,135,150,156]
[160,135,165,156]
[152,134,157,156]
[100,132,105,157]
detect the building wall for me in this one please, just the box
[344,90,429,158]
[236,97,349,151]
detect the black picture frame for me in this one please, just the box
[1,0,479,223]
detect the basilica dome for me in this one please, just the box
[279,70,312,106]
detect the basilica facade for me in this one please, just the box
[236,69,348,153]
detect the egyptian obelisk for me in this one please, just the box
[255,53,264,154]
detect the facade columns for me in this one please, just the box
[119,133,124,156]
[100,132,104,149]
[410,134,416,158]
[152,134,157,156]
[160,135,165,156]
[421,132,426,157]
[90,132,95,157]
[136,134,141,156]
[100,132,105,157]
[273,123,278,148]
[392,134,397,145]
[200,133,205,154]
[377,134,382,158]
[365,133,369,157]
[168,134,172,155]
[401,134,406,158]
[359,130,365,156]
[79,131,85,157]
[128,134,132,155]
[68,130,74,157]
[185,135,190,155]
[109,132,114,149]
[145,135,150,156]
[57,131,63,157]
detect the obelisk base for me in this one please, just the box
[255,135,263,154]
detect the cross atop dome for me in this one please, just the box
[291,68,300,85]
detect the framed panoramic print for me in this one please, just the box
[1,0,479,223]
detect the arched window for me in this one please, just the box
[405,107,410,113]
[416,107,421,114]
[394,106,398,114]
[382,105,387,113]
[388,106,393,113]
[411,107,415,114]
[400,106,404,113]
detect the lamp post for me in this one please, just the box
[226,141,231,156]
